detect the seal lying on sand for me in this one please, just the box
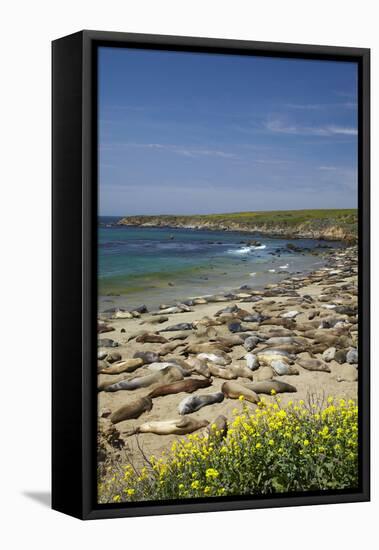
[110,396,153,424]
[297,358,331,372]
[148,377,212,398]
[125,417,209,436]
[197,351,232,366]
[133,351,161,364]
[99,358,143,375]
[208,363,238,380]
[178,392,224,415]
[105,366,184,392]
[222,381,259,403]
[136,332,168,344]
[245,380,297,394]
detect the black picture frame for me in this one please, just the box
[52,30,370,520]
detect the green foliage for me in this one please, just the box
[98,397,359,503]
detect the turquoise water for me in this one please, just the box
[98,217,341,310]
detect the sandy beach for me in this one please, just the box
[97,245,358,472]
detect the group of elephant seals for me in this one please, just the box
[110,396,153,424]
[105,366,184,392]
[178,392,224,415]
[222,381,259,404]
[125,417,209,436]
[148,377,212,398]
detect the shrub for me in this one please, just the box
[98,396,358,504]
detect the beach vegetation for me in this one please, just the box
[98,396,358,503]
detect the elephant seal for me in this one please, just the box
[133,351,161,364]
[255,366,274,381]
[140,315,169,325]
[256,349,294,366]
[245,380,297,394]
[98,373,128,392]
[222,381,259,403]
[208,364,238,380]
[271,360,299,376]
[185,357,211,378]
[178,392,224,415]
[136,332,168,344]
[245,353,259,371]
[126,417,209,436]
[184,342,231,354]
[148,377,212,398]
[197,351,232,366]
[160,322,194,332]
[297,358,331,372]
[206,415,228,438]
[99,358,143,375]
[110,396,153,424]
[105,366,184,392]
[158,341,184,356]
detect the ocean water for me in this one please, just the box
[98,216,342,310]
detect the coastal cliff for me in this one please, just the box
[117,209,357,243]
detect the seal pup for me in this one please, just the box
[110,396,153,424]
[160,322,194,332]
[184,342,232,354]
[105,366,184,392]
[178,392,224,415]
[244,380,297,395]
[99,358,143,375]
[222,381,259,404]
[148,377,212,398]
[125,417,209,436]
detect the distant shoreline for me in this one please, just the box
[115,209,357,243]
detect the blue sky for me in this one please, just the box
[98,47,358,216]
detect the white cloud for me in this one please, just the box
[265,118,357,137]
[101,142,238,159]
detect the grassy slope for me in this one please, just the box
[118,209,358,242]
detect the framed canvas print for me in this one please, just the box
[52,30,370,520]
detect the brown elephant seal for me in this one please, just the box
[126,417,209,436]
[183,342,232,354]
[255,366,274,381]
[208,363,238,380]
[148,377,212,398]
[133,351,161,364]
[245,380,297,394]
[105,366,184,392]
[178,392,224,415]
[110,396,153,424]
[99,358,144,375]
[222,381,259,404]
[158,341,184,356]
[136,332,168,344]
[206,415,228,438]
[98,373,129,391]
[297,358,331,372]
[256,349,294,366]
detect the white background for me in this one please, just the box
[1,1,376,548]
